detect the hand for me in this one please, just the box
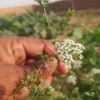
[0,36,69,100]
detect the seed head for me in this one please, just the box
[55,39,85,69]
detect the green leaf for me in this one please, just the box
[73,30,83,38]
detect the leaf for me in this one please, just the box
[73,30,83,38]
[13,21,22,28]
[89,58,96,65]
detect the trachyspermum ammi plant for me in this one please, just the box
[10,0,85,100]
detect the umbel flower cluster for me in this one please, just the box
[55,39,85,69]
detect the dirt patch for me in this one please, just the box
[0,5,34,16]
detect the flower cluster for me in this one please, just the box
[67,75,77,85]
[55,39,85,69]
[90,68,100,75]
[73,60,82,69]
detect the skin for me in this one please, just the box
[0,36,69,100]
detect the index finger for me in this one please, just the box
[20,37,56,57]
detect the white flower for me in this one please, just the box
[91,68,100,75]
[67,75,77,85]
[68,65,72,69]
[73,60,82,69]
[55,39,85,69]
[79,55,84,59]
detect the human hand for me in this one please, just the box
[0,36,69,100]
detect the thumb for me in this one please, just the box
[39,58,58,79]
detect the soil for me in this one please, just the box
[0,5,34,16]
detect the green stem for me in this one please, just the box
[10,85,22,100]
[93,83,100,100]
[43,7,56,42]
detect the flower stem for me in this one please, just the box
[43,7,56,42]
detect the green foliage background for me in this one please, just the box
[0,10,68,39]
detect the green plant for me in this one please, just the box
[67,25,100,68]
[1,0,100,100]
[64,24,100,100]
[0,11,68,39]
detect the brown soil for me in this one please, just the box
[0,5,34,16]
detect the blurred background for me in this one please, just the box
[0,0,100,100]
[0,0,100,15]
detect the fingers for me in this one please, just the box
[19,37,69,74]
[20,37,56,58]
[57,63,69,74]
[39,58,58,79]
[14,76,53,100]
[11,58,67,100]
[14,87,30,100]
[44,76,53,87]
[24,58,57,83]
[12,59,57,100]
[0,36,69,75]
[20,37,45,57]
[42,40,56,56]
[0,63,30,100]
[25,57,68,79]
[57,57,69,74]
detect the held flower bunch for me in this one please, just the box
[55,39,85,69]
[34,0,85,69]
